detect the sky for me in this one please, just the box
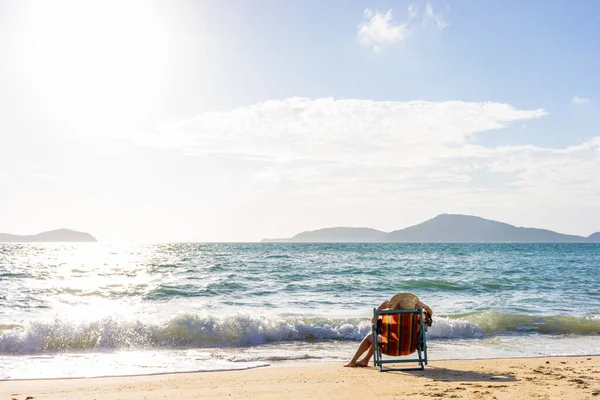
[0,0,599,242]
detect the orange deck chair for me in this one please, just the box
[372,307,428,371]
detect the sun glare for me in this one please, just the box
[15,0,174,118]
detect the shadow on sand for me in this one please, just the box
[366,365,518,383]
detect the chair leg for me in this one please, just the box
[373,346,378,368]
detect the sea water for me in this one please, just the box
[1,243,599,380]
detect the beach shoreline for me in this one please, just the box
[2,355,599,399]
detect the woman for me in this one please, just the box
[344,293,433,368]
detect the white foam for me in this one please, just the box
[1,313,486,354]
[427,317,484,339]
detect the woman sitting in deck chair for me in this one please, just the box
[344,293,433,368]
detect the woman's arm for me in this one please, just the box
[416,301,433,327]
[416,301,433,317]
[371,300,392,323]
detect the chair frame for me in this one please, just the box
[371,307,428,372]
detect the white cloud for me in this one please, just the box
[571,96,590,105]
[150,98,546,164]
[357,9,410,52]
[423,1,448,29]
[357,2,448,52]
[408,4,419,20]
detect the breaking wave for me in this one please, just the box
[1,312,597,354]
[456,311,600,335]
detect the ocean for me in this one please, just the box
[1,242,599,380]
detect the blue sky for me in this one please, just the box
[0,0,599,241]
[205,0,600,146]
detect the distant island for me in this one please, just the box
[0,229,97,243]
[262,214,600,243]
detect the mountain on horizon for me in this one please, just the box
[588,232,600,242]
[280,227,387,243]
[262,214,597,243]
[0,229,97,243]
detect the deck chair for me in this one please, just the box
[371,307,428,372]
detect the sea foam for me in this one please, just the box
[0,313,482,354]
[2,312,598,354]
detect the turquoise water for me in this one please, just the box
[1,243,599,379]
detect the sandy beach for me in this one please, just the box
[2,356,599,400]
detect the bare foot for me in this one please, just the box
[356,359,370,367]
[344,361,358,367]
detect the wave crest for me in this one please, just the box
[0,314,371,354]
[1,312,596,354]
[457,311,600,335]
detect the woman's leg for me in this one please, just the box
[356,344,374,367]
[344,334,373,367]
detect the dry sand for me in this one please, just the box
[2,356,599,399]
